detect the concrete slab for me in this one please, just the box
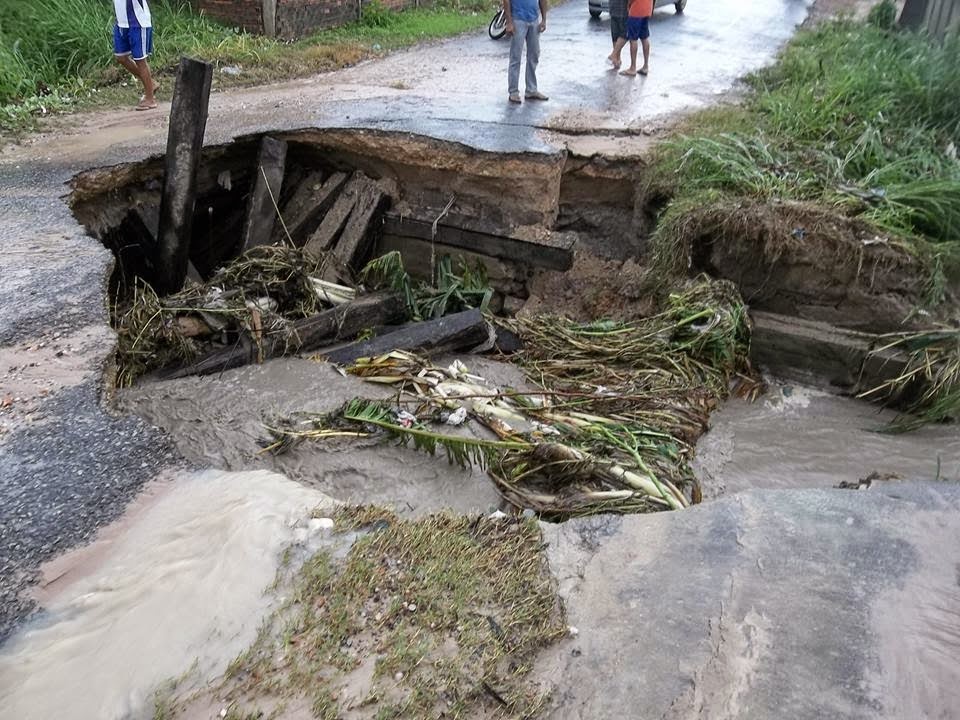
[540,482,960,719]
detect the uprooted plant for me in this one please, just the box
[264,278,754,518]
[858,327,960,432]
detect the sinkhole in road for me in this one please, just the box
[67,127,722,521]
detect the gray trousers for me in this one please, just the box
[508,18,540,96]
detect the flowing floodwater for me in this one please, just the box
[3,359,958,719]
[0,469,334,720]
[694,380,960,498]
[118,356,527,515]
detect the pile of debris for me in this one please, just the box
[110,128,504,386]
[265,278,756,518]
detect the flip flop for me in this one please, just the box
[638,68,649,76]
[135,101,158,111]
[140,82,160,103]
[508,94,522,104]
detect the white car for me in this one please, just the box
[589,0,687,19]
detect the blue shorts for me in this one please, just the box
[627,17,650,41]
[113,25,153,61]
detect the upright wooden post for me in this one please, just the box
[241,136,288,251]
[156,57,213,295]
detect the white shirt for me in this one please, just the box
[114,0,152,29]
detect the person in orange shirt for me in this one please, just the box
[620,0,652,76]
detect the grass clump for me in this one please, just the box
[199,511,566,719]
[858,328,960,431]
[646,14,960,292]
[113,245,327,386]
[0,0,493,135]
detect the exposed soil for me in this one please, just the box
[669,199,948,332]
[523,251,655,321]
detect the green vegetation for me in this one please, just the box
[194,510,565,719]
[362,250,493,320]
[0,0,492,135]
[267,278,754,517]
[646,4,960,288]
[859,328,960,431]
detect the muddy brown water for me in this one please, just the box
[0,469,336,720]
[694,380,960,497]
[2,356,958,719]
[117,356,533,515]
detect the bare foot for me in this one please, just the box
[607,53,621,69]
[620,68,638,76]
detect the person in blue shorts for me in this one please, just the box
[620,0,652,76]
[113,0,158,110]
[504,0,549,104]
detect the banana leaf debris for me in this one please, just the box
[265,278,758,519]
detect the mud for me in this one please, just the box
[523,251,654,320]
[679,200,944,332]
[117,356,533,514]
[693,380,960,500]
[0,468,336,720]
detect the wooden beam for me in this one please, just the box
[158,292,403,379]
[382,214,574,271]
[275,170,348,246]
[303,174,359,257]
[241,136,287,251]
[156,57,213,295]
[319,309,490,365]
[323,174,390,283]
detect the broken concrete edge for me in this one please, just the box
[749,310,911,399]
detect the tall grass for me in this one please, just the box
[653,8,960,247]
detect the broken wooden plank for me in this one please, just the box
[319,309,490,365]
[273,171,348,246]
[323,175,390,283]
[382,214,574,272]
[158,292,404,379]
[156,57,214,295]
[750,311,909,395]
[241,136,288,251]
[288,291,405,351]
[303,174,360,258]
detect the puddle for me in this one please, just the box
[0,468,334,720]
[118,356,525,515]
[694,380,960,499]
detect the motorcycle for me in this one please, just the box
[488,4,507,39]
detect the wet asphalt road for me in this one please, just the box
[1,0,814,162]
[0,0,814,642]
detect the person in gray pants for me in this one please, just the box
[608,0,628,69]
[504,0,549,104]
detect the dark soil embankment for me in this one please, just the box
[663,199,941,333]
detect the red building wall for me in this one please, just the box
[190,0,429,38]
